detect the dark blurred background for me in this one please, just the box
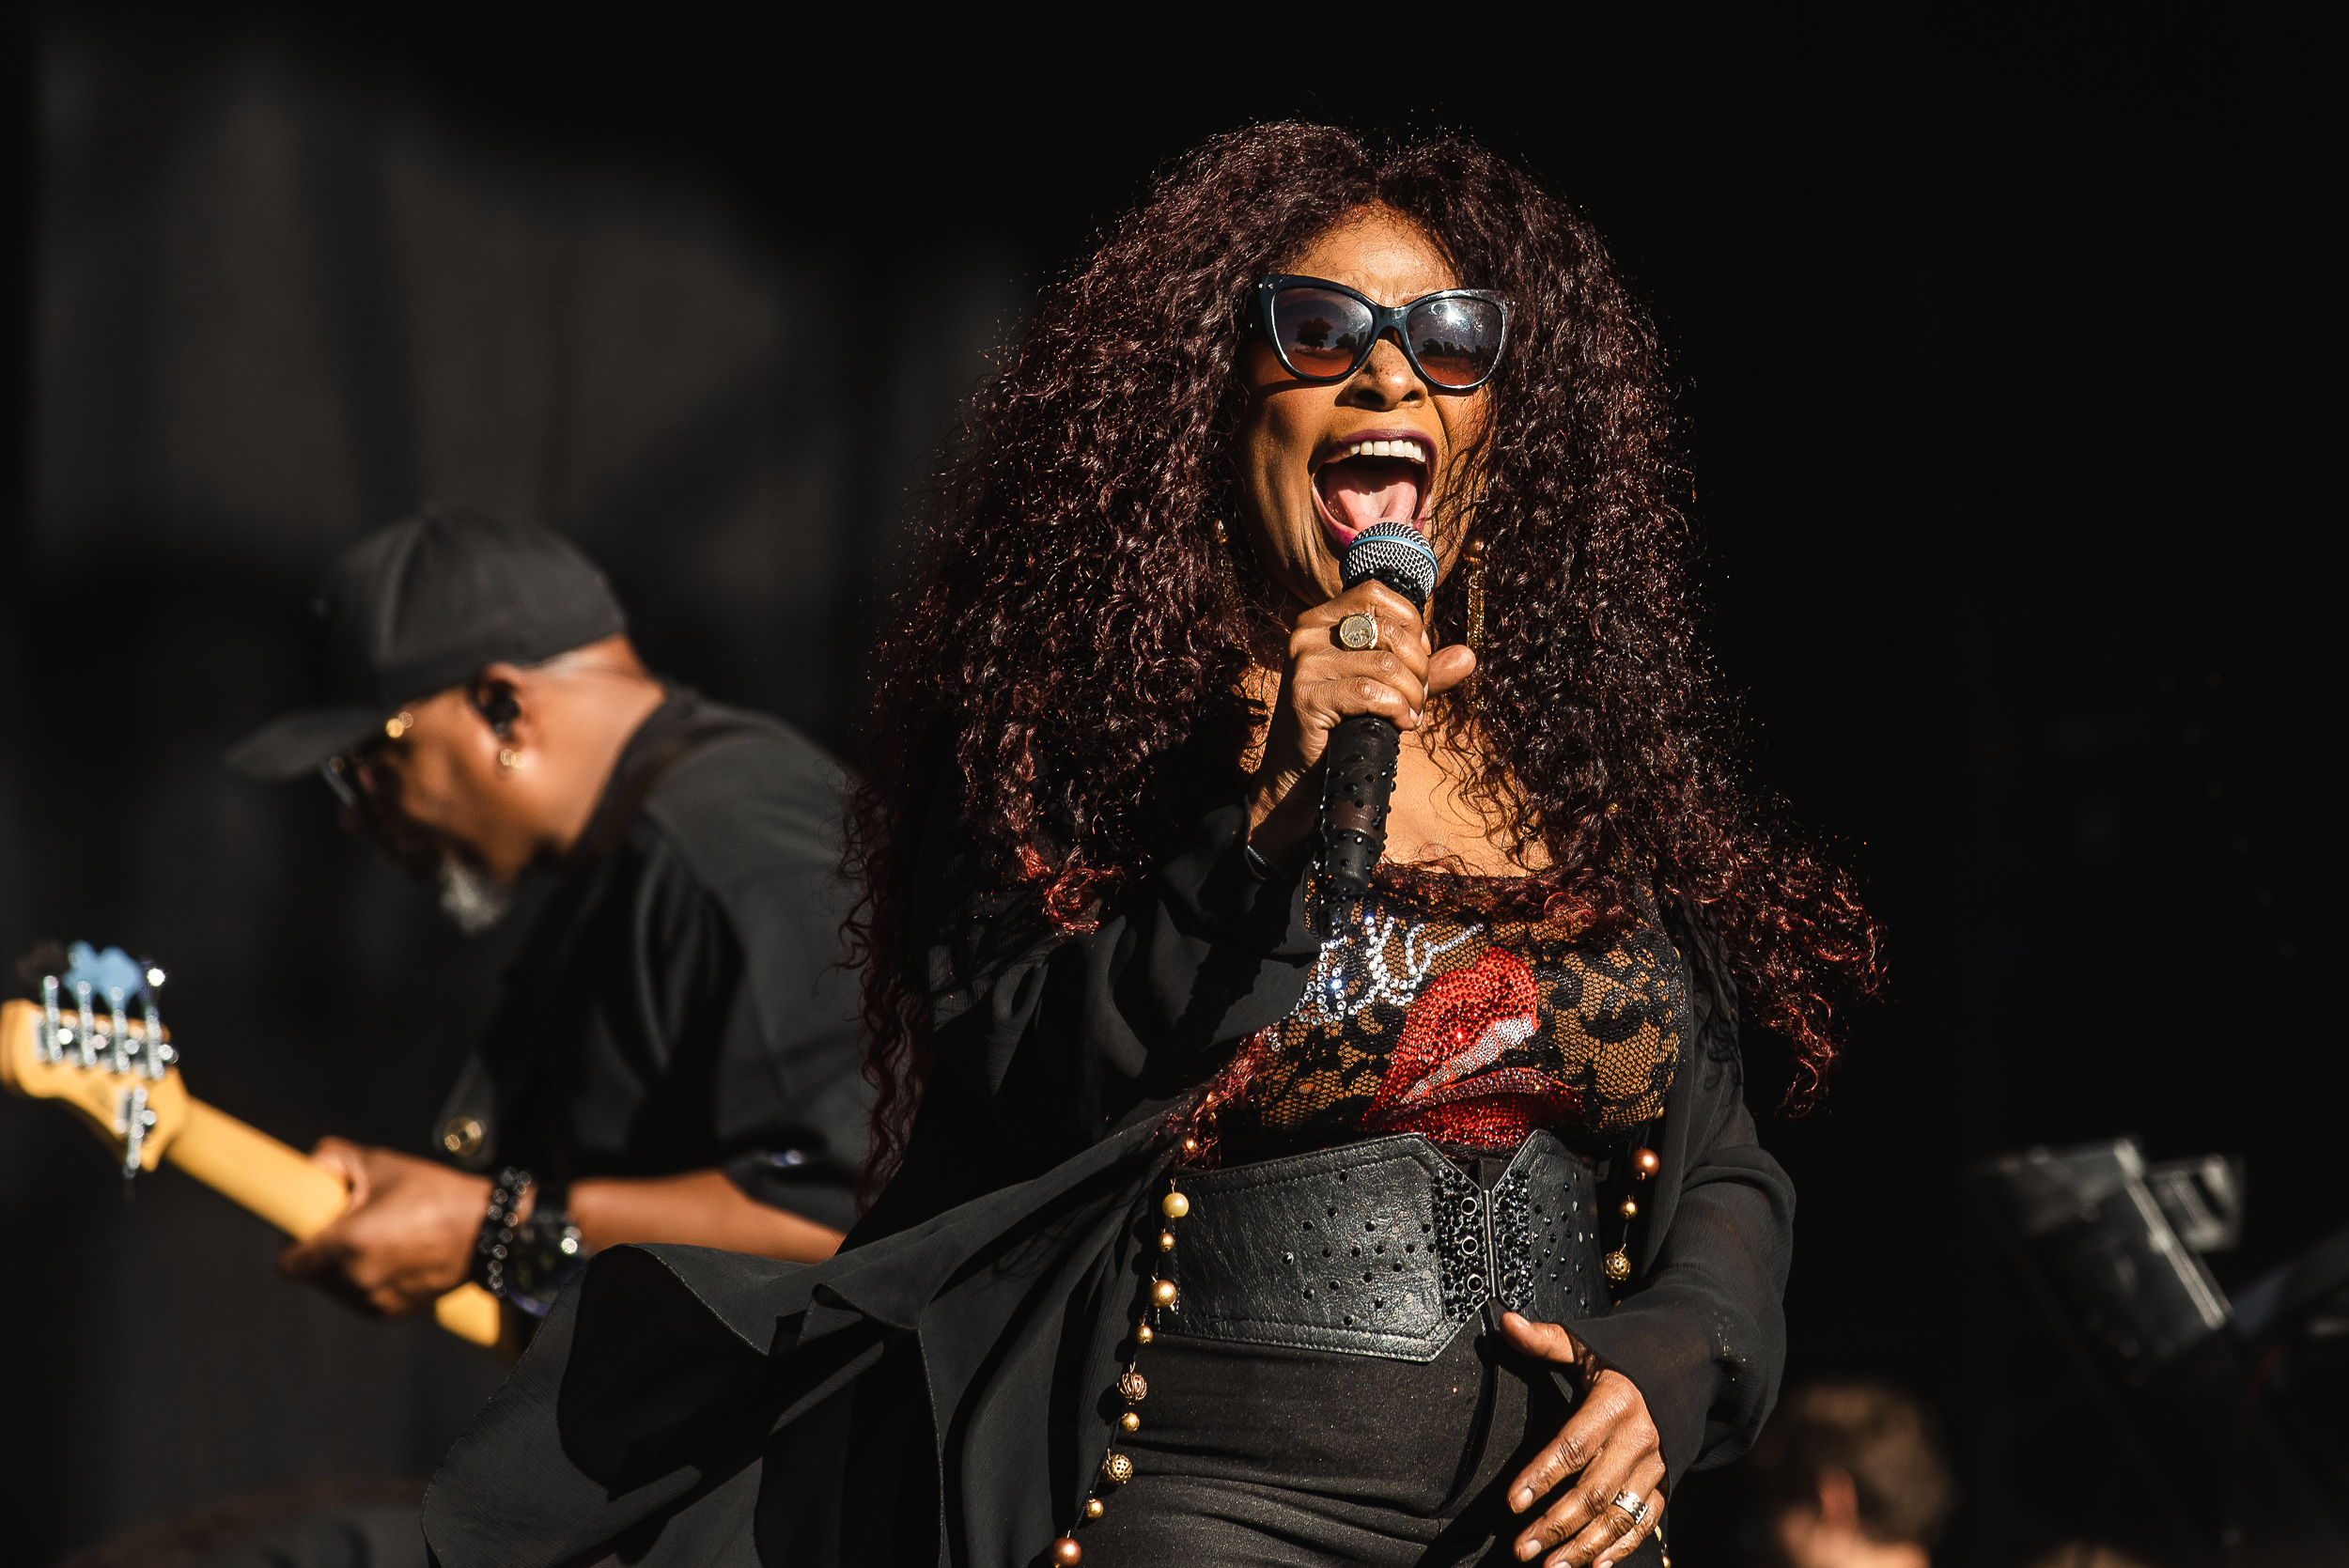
[0,6,2338,1564]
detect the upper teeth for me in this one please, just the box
[1346,439,1426,463]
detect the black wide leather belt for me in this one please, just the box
[1161,1131,1604,1362]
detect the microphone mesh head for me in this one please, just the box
[1340,521,1439,610]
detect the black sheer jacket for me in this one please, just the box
[422,799,1792,1568]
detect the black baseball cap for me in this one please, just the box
[225,506,628,781]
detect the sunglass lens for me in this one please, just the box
[1271,287,1375,379]
[1407,296,1504,387]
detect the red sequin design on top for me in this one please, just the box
[1365,950,1579,1146]
[1208,873,1686,1160]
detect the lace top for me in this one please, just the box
[1213,869,1688,1159]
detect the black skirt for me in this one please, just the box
[1081,1326,1666,1568]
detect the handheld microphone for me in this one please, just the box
[1316,520,1441,934]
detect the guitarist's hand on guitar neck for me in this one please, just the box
[282,1137,853,1317]
[280,1138,493,1317]
[0,975,504,1345]
[3,957,849,1340]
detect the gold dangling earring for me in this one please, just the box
[1462,535,1487,715]
[1213,520,1244,616]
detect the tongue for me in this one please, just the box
[1319,461,1423,534]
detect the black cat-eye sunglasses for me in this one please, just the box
[1252,274,1511,391]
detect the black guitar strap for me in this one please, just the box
[568,712,778,869]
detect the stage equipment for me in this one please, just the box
[1973,1139,2347,1565]
[3,942,502,1346]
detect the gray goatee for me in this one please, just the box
[436,856,513,936]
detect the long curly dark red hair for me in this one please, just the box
[847,123,1880,1188]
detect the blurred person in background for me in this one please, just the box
[1743,1378,1955,1568]
[226,507,867,1342]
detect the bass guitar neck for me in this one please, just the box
[0,993,501,1346]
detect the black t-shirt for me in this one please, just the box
[433,691,869,1232]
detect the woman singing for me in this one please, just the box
[425,124,1878,1568]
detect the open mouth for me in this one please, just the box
[1313,433,1432,546]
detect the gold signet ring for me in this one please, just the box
[1335,613,1378,651]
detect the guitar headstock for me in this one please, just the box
[1,943,189,1175]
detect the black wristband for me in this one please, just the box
[501,1203,590,1317]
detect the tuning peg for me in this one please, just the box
[133,957,170,1079]
[116,1082,157,1187]
[36,972,64,1063]
[103,986,132,1077]
[70,979,98,1069]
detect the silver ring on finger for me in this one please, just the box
[1335,612,1378,652]
[1609,1490,1650,1529]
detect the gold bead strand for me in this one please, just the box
[1064,1172,1189,1554]
[1603,1135,1659,1288]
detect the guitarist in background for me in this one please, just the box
[226,505,866,1335]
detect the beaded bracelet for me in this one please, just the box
[473,1166,533,1299]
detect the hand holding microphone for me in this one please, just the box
[1243,521,1475,918]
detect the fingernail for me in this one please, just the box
[1511,1488,1533,1512]
[1516,1540,1541,1561]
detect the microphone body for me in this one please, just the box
[1316,522,1440,934]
